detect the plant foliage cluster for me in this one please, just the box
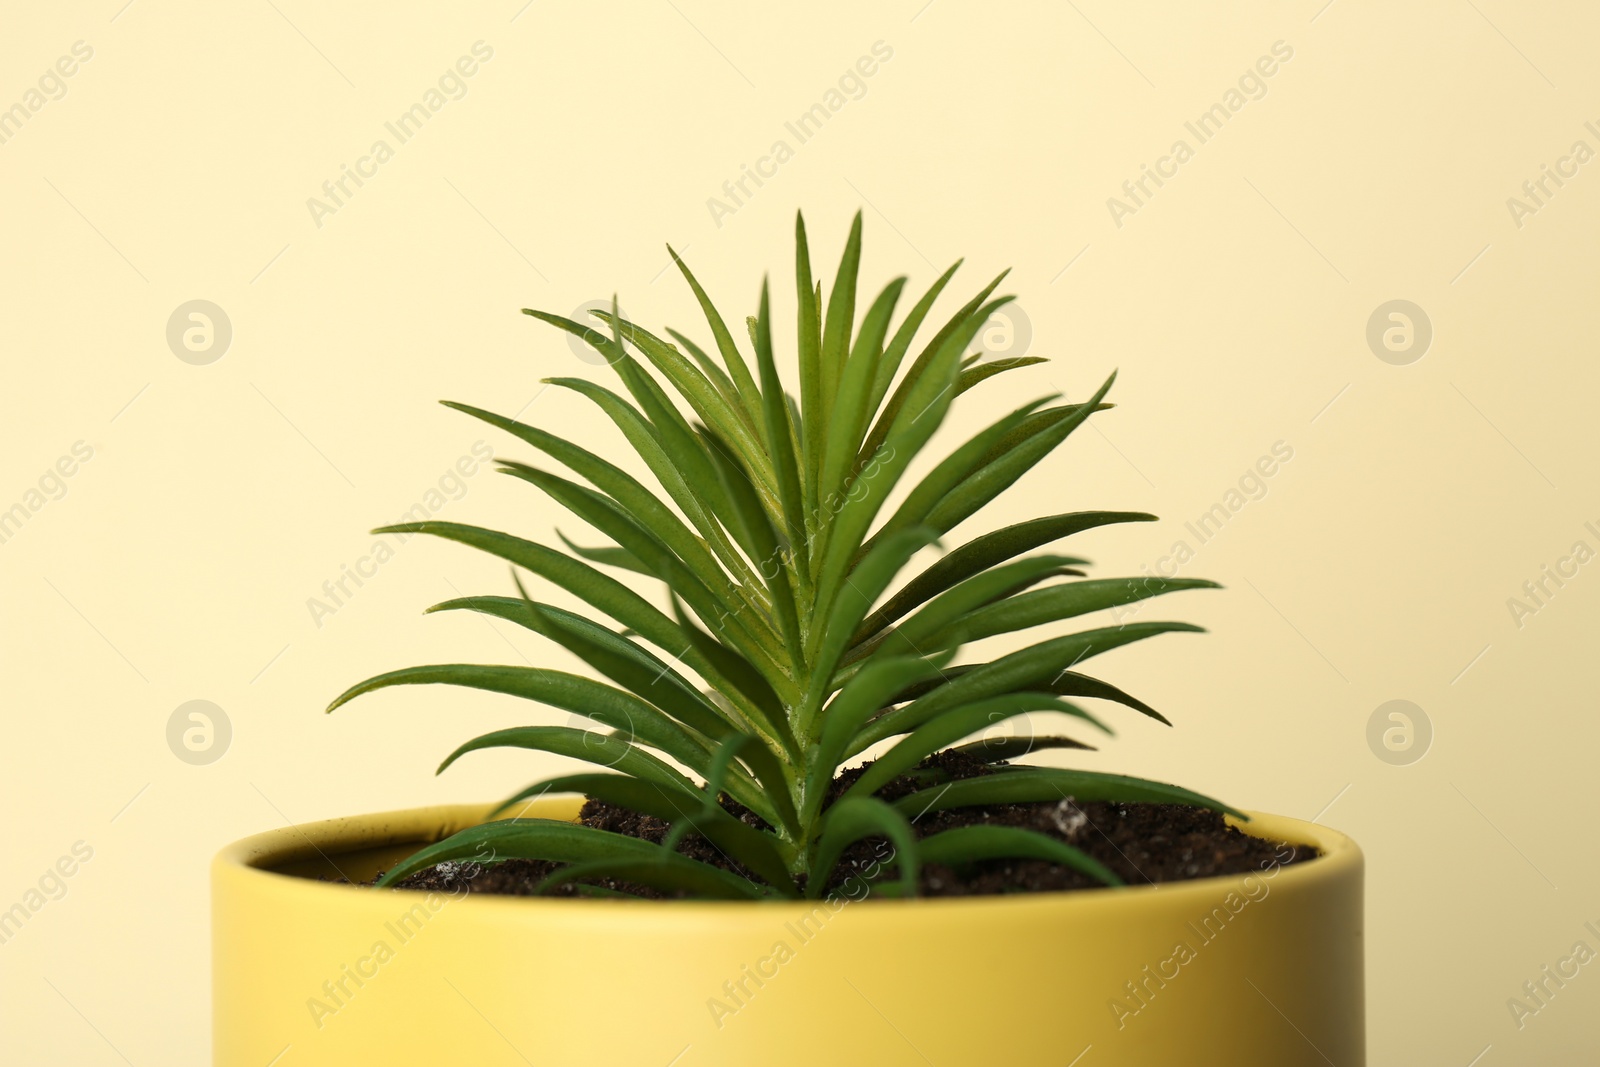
[330,213,1234,899]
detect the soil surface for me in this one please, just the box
[381,751,1311,899]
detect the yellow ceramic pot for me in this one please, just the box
[213,798,1363,1066]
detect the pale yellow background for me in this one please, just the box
[3,2,1596,1063]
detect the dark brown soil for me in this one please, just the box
[384,751,1310,899]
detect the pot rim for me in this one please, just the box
[213,798,1361,921]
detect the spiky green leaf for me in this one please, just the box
[917,825,1123,887]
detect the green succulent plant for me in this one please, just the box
[329,212,1236,899]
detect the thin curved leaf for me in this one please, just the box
[810,796,920,899]
[666,249,766,439]
[752,277,808,558]
[373,818,734,888]
[666,327,742,412]
[818,211,864,423]
[375,521,775,729]
[866,396,1055,554]
[818,276,906,524]
[527,310,754,526]
[690,724,801,839]
[851,622,1204,754]
[442,400,743,608]
[1050,670,1171,725]
[326,664,715,777]
[888,665,1172,727]
[544,376,760,591]
[668,594,793,745]
[892,767,1246,821]
[700,427,803,673]
[917,825,1123,887]
[805,654,949,827]
[506,576,739,745]
[495,462,784,677]
[794,213,823,524]
[922,374,1116,536]
[796,527,941,740]
[936,577,1222,647]
[856,270,1008,471]
[949,735,1095,761]
[865,259,962,419]
[856,511,1157,640]
[811,296,1006,625]
[856,554,1081,664]
[533,854,767,900]
[954,356,1049,397]
[513,771,795,892]
[970,402,1107,471]
[585,306,769,489]
[844,694,1107,801]
[553,530,652,576]
[438,725,698,795]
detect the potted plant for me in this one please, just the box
[213,213,1363,1066]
